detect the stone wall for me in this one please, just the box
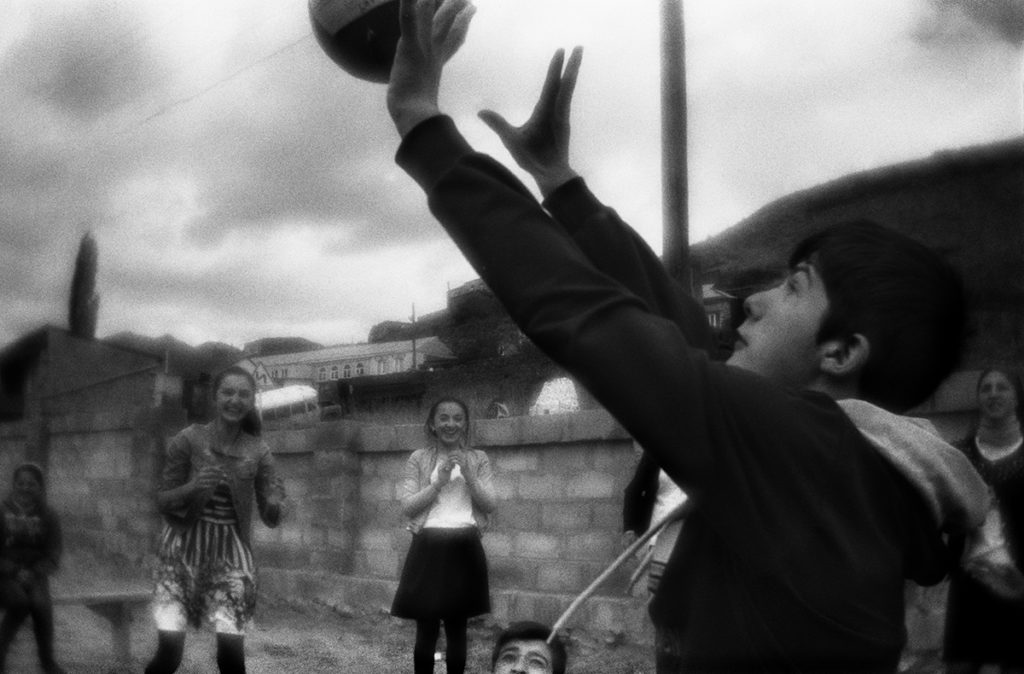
[257,408,649,641]
[0,403,979,653]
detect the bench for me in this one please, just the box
[53,587,151,662]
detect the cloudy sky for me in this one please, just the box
[1,0,1022,350]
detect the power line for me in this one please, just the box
[132,31,313,129]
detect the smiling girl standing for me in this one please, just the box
[391,397,496,674]
[145,366,285,674]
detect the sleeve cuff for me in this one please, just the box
[396,115,475,192]
[541,177,601,234]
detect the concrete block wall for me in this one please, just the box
[350,409,635,595]
[0,405,970,652]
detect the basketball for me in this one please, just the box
[308,0,402,84]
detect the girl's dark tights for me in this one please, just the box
[144,630,185,674]
[413,617,468,674]
[144,630,246,674]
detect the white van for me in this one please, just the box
[257,385,319,427]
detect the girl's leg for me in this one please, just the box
[0,605,29,673]
[215,633,246,674]
[27,589,61,673]
[145,630,186,674]
[413,618,441,674]
[442,616,468,674]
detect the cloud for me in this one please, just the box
[1,0,1021,351]
[916,0,1024,47]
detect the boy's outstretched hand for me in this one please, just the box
[388,0,476,138]
[478,46,583,197]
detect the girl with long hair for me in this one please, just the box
[391,397,496,674]
[145,366,285,674]
[0,462,64,674]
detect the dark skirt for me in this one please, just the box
[391,527,490,620]
[944,569,1024,665]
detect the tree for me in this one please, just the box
[68,232,99,339]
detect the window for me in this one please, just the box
[330,365,339,380]
[318,367,326,382]
[356,363,364,376]
[343,364,351,378]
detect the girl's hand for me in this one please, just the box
[433,457,454,489]
[193,465,225,493]
[450,450,474,483]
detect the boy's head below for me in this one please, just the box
[726,219,965,413]
[491,621,566,674]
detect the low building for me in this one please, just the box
[234,337,454,392]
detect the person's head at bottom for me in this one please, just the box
[491,621,566,674]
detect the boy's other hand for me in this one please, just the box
[388,0,476,137]
[478,46,582,197]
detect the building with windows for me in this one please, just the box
[234,337,454,392]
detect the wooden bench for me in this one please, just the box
[53,587,151,662]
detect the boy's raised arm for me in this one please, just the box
[387,1,715,492]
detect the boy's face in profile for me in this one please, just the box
[726,261,831,388]
[493,638,554,674]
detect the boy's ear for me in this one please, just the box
[817,333,871,379]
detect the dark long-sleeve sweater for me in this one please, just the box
[397,115,954,671]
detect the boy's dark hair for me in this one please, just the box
[975,367,1024,426]
[491,621,566,674]
[790,219,966,413]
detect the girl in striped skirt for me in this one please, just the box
[145,367,285,674]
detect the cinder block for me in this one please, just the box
[540,503,589,530]
[514,532,561,559]
[488,557,536,590]
[565,471,616,499]
[497,502,541,530]
[280,525,304,545]
[493,478,516,500]
[590,503,622,530]
[565,532,615,561]
[362,549,401,579]
[482,532,513,558]
[537,562,584,593]
[358,529,398,552]
[491,450,540,473]
[359,476,395,502]
[591,445,636,472]
[540,446,592,472]
[517,474,564,500]
[314,449,359,475]
[326,528,351,549]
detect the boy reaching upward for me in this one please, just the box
[381,1,990,671]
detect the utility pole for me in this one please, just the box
[660,0,691,295]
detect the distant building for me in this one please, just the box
[0,325,181,466]
[233,337,454,392]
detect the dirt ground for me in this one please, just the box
[4,591,655,673]
[3,553,946,673]
[4,596,949,674]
